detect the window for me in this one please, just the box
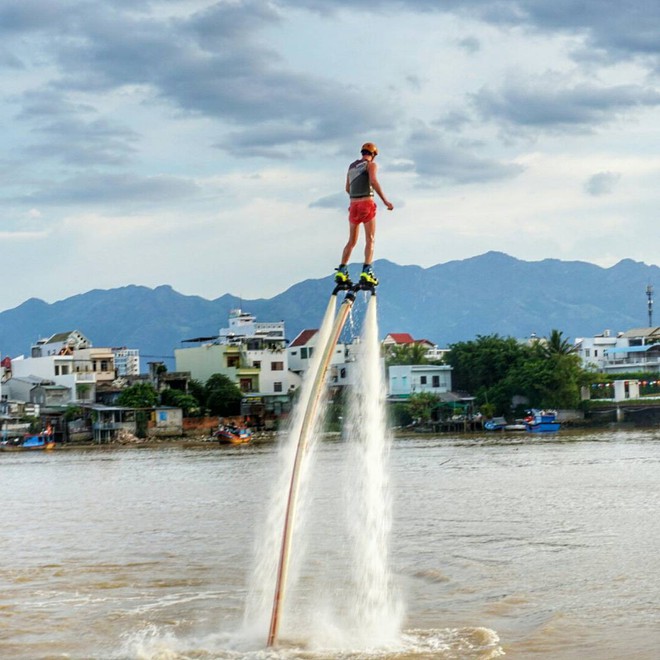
[54,365,60,376]
[301,347,308,359]
[585,349,591,357]
[432,375,440,388]
[271,361,284,371]
[227,355,239,368]
[340,367,346,379]
[61,365,69,375]
[594,349,598,357]
[240,378,253,392]
[253,361,261,369]
[420,376,427,385]
[274,381,283,392]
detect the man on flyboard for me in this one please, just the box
[334,142,394,287]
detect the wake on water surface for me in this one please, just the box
[117,626,503,659]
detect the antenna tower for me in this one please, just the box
[647,283,654,327]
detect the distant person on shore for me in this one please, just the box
[334,142,393,287]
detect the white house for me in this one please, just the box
[574,330,620,370]
[31,330,90,357]
[388,364,452,398]
[575,327,660,374]
[7,331,117,404]
[288,329,347,376]
[175,309,301,396]
[288,329,386,388]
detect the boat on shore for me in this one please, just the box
[484,416,507,431]
[525,410,561,433]
[0,433,56,452]
[213,424,252,445]
[484,417,526,432]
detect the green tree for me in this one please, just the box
[480,402,496,419]
[445,334,531,413]
[445,331,586,414]
[541,329,577,357]
[204,374,243,416]
[389,402,413,427]
[63,405,83,422]
[515,351,582,409]
[384,342,429,367]
[407,391,439,425]
[76,383,92,402]
[516,329,583,409]
[160,388,201,416]
[188,379,206,413]
[116,382,159,408]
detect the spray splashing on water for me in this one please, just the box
[243,293,402,652]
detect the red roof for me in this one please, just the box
[385,333,415,344]
[290,329,318,347]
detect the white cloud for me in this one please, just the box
[0,0,659,312]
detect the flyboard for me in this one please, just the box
[267,278,376,647]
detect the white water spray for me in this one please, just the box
[242,296,337,640]
[344,296,403,646]
[243,292,402,650]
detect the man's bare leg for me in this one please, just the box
[341,222,360,265]
[363,219,376,265]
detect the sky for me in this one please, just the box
[2,0,660,311]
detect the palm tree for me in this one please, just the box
[384,342,429,366]
[543,329,577,357]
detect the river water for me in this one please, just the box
[1,428,659,659]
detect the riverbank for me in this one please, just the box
[29,420,659,452]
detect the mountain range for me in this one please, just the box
[0,252,657,368]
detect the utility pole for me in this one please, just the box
[647,284,654,327]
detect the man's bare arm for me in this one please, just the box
[368,161,394,210]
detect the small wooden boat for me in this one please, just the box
[0,433,56,451]
[484,416,507,431]
[213,425,252,445]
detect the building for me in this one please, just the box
[175,309,301,397]
[388,364,453,398]
[288,328,347,376]
[6,331,117,404]
[31,330,90,357]
[382,332,416,348]
[382,332,447,362]
[288,328,386,388]
[575,327,660,374]
[574,330,620,370]
[112,347,140,376]
[85,404,137,443]
[148,407,183,438]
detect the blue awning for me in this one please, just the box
[606,345,655,354]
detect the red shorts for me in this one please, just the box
[349,199,377,224]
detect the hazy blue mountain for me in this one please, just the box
[0,252,656,368]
